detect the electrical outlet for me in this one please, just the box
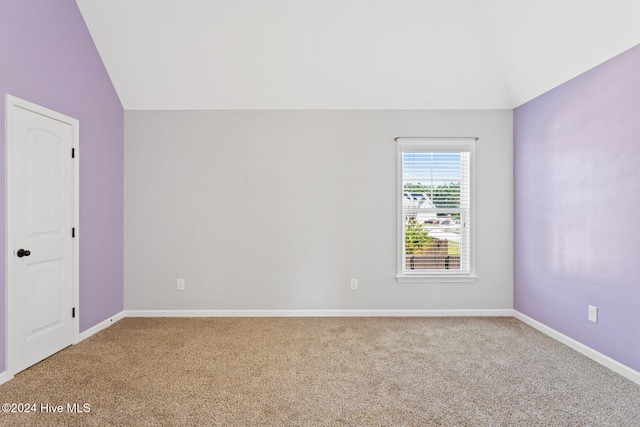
[588,305,598,323]
[177,278,185,291]
[350,278,358,291]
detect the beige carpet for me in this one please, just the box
[1,317,639,426]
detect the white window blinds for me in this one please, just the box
[397,138,475,280]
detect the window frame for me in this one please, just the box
[396,137,478,283]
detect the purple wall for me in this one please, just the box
[0,0,124,372]
[514,45,640,372]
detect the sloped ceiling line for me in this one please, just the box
[75,0,640,110]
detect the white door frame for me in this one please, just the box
[4,94,80,380]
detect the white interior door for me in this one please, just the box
[6,95,78,376]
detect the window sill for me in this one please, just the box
[396,275,478,283]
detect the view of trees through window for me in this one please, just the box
[402,152,467,271]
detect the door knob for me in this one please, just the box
[17,249,31,257]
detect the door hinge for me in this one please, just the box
[72,148,75,158]
[72,227,75,238]
[72,307,76,318]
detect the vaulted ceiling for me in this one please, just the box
[75,0,640,110]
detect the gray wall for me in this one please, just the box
[125,110,512,311]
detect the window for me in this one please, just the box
[396,138,476,282]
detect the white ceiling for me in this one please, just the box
[75,0,640,110]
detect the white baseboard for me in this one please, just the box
[76,310,126,343]
[514,311,640,386]
[0,370,8,385]
[125,308,515,318]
